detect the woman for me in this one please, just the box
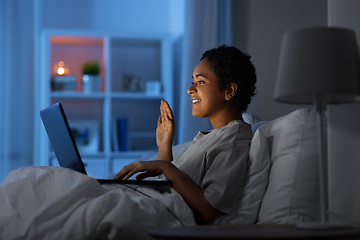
[115,45,257,224]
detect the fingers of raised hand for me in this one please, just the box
[163,100,174,120]
[160,99,165,114]
[157,115,162,127]
[160,100,174,124]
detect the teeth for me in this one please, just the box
[192,99,200,104]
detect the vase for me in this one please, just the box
[83,74,101,93]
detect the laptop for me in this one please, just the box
[40,102,172,187]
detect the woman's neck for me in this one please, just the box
[209,109,243,129]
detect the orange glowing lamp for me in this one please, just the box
[54,61,69,75]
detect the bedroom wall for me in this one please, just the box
[90,0,184,36]
[39,0,183,34]
[327,0,360,225]
[231,0,328,121]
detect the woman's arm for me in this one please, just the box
[156,100,175,162]
[115,100,221,224]
[114,160,222,224]
[161,162,223,224]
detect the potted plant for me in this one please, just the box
[82,61,101,93]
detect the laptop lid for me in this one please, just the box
[40,102,87,175]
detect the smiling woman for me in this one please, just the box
[115,45,257,224]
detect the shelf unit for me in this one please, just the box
[34,29,173,178]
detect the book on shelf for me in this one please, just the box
[119,118,127,151]
[112,117,128,152]
[111,118,119,152]
[112,118,158,152]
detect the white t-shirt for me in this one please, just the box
[172,120,252,215]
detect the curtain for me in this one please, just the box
[0,0,35,182]
[177,0,233,144]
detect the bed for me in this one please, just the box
[0,166,196,240]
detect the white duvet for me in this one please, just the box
[0,166,196,240]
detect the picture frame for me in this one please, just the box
[68,120,99,153]
[122,73,143,92]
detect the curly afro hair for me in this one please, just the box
[200,45,257,113]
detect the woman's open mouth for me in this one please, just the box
[192,99,201,107]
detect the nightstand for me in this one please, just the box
[150,224,360,240]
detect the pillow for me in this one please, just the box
[251,121,267,133]
[242,112,262,125]
[257,108,320,224]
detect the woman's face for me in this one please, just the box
[187,59,227,119]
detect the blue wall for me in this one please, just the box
[40,0,184,36]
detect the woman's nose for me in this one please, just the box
[187,84,197,95]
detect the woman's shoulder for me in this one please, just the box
[203,120,252,153]
[217,120,252,139]
[227,120,252,132]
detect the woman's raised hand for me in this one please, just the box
[156,99,175,161]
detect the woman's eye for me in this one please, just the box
[190,80,204,86]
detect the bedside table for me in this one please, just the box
[150,224,360,240]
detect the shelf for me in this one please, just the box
[49,151,106,159]
[110,92,163,99]
[49,150,149,159]
[51,36,104,46]
[50,91,106,99]
[36,29,173,178]
[50,91,164,100]
[111,151,152,158]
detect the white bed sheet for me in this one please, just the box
[0,166,196,240]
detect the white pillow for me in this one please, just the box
[242,112,262,125]
[257,108,320,224]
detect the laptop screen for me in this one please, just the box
[40,102,87,175]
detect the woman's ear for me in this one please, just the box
[225,82,238,101]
